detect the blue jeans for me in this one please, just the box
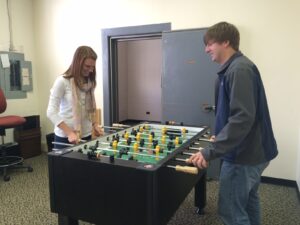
[54,135,91,150]
[218,160,269,225]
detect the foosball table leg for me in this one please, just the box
[194,171,207,215]
[58,214,79,225]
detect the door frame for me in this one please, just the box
[101,23,171,126]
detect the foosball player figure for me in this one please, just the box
[152,140,158,150]
[169,134,175,140]
[140,139,145,147]
[89,145,97,152]
[148,134,153,144]
[139,126,144,133]
[136,132,141,142]
[155,146,160,160]
[133,143,139,159]
[87,150,100,160]
[151,131,155,138]
[127,137,132,146]
[131,128,137,136]
[167,141,174,150]
[109,155,114,163]
[175,137,179,146]
[161,135,166,144]
[118,148,129,158]
[124,132,129,140]
[115,134,120,142]
[112,140,118,156]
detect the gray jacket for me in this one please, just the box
[201,52,278,165]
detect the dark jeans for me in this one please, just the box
[54,134,91,150]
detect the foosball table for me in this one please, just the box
[48,122,210,225]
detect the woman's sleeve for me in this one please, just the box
[46,77,65,127]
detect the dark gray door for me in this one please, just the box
[162,29,219,129]
[162,29,220,180]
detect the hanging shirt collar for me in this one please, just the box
[217,51,243,75]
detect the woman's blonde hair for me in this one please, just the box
[63,46,97,88]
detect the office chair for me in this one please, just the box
[0,88,33,181]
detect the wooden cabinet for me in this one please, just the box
[14,115,41,159]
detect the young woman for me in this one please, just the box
[47,46,102,149]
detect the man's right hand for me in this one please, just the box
[209,135,216,142]
[186,152,209,169]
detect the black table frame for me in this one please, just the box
[48,125,207,225]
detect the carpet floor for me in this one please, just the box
[0,153,299,225]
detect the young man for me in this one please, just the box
[188,22,278,225]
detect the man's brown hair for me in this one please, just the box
[204,22,240,51]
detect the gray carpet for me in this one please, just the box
[0,153,299,225]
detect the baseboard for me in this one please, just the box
[261,176,300,202]
[298,186,300,203]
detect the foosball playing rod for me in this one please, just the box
[52,141,197,174]
[95,147,164,159]
[144,126,199,134]
[134,131,194,138]
[182,152,194,156]
[100,142,200,159]
[166,165,198,175]
[119,133,189,143]
[52,139,87,147]
[117,138,171,148]
[118,133,190,146]
[99,142,173,154]
[97,147,192,164]
[99,125,125,130]
[119,136,177,146]
[133,129,196,137]
[189,146,204,151]
[197,138,212,143]
[97,147,197,174]
[52,142,74,147]
[175,157,189,163]
[112,123,131,128]
[101,139,202,154]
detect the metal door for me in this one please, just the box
[162,28,219,129]
[162,29,220,179]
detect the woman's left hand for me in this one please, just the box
[93,124,104,136]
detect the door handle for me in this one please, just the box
[202,104,215,112]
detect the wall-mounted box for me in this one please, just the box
[0,51,33,99]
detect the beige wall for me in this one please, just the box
[0,0,299,183]
[0,0,40,141]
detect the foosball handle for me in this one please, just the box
[112,123,130,128]
[175,165,198,174]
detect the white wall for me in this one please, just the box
[1,0,298,181]
[0,0,39,141]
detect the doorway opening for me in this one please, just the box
[101,23,171,126]
[117,37,162,125]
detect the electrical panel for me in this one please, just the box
[0,51,33,99]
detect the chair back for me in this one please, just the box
[0,89,7,114]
